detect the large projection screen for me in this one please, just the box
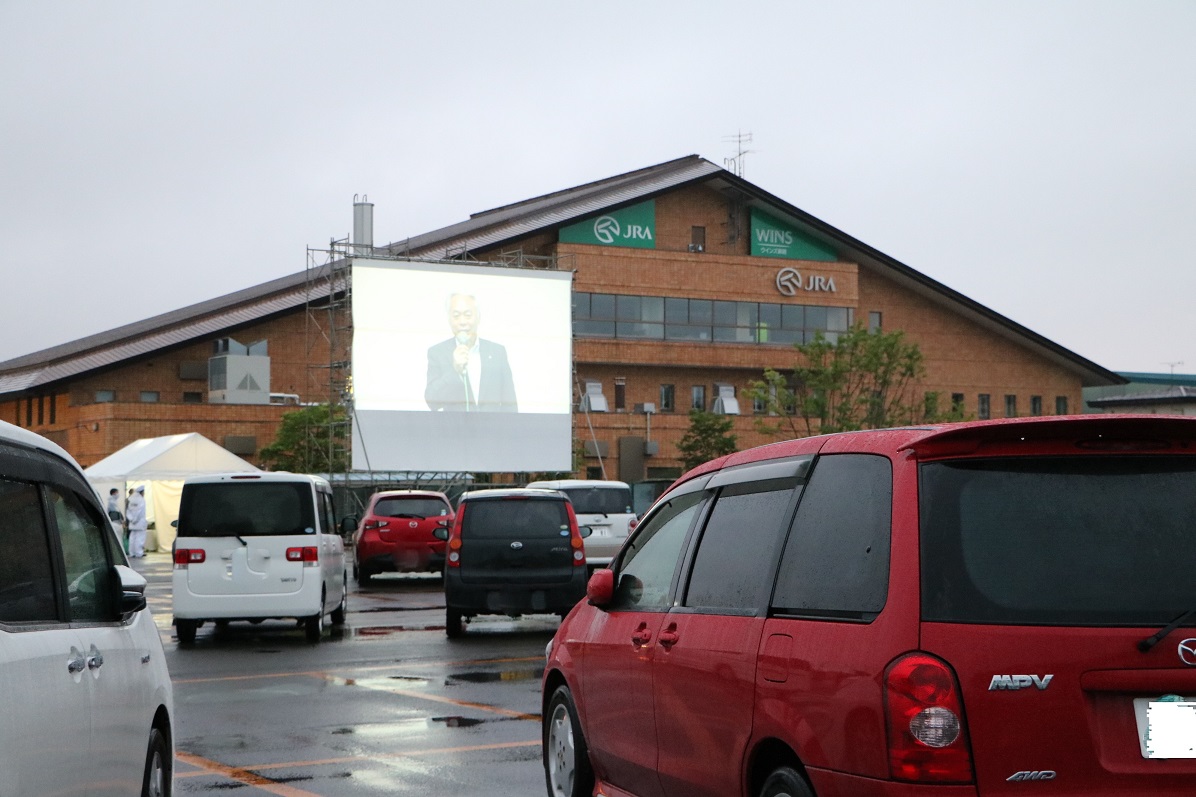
[350,258,574,472]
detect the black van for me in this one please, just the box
[435,488,591,637]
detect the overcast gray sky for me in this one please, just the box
[3,1,1194,375]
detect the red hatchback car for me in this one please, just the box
[542,415,1196,797]
[351,490,453,583]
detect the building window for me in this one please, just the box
[574,292,852,346]
[25,398,32,427]
[614,378,626,412]
[690,226,706,252]
[1056,396,1069,415]
[48,394,55,425]
[659,384,675,413]
[868,311,883,332]
[951,393,965,413]
[183,392,204,404]
[140,391,160,403]
[691,385,706,411]
[1031,395,1043,416]
[36,395,44,426]
[95,390,115,403]
[586,466,604,480]
[1004,395,1017,418]
[978,394,991,420]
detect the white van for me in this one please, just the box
[524,479,636,567]
[0,420,173,796]
[172,472,347,644]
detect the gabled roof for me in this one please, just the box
[0,155,1125,393]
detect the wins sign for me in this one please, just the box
[751,208,836,262]
[560,200,656,249]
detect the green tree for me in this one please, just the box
[259,403,350,473]
[747,325,964,439]
[676,409,738,472]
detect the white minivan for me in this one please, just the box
[172,472,347,644]
[524,479,637,567]
[0,420,174,796]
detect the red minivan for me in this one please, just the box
[542,415,1196,796]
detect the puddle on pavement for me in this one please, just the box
[430,715,486,728]
[447,667,543,684]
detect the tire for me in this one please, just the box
[356,565,372,585]
[331,576,347,626]
[175,619,197,646]
[141,727,171,797]
[305,611,324,643]
[543,685,593,797]
[445,607,465,639]
[758,766,814,797]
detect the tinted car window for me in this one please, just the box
[374,497,450,518]
[0,479,57,623]
[684,481,797,613]
[612,491,705,611]
[178,482,316,537]
[561,487,633,515]
[50,486,116,622]
[921,455,1196,625]
[772,454,892,619]
[462,498,569,539]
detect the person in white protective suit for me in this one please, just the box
[126,485,148,558]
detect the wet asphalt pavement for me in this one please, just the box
[132,552,559,796]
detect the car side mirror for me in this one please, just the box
[578,525,593,538]
[170,519,178,528]
[340,515,359,535]
[432,527,449,541]
[114,564,148,618]
[587,568,615,607]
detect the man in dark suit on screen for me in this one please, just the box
[425,292,518,412]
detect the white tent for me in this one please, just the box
[85,433,260,551]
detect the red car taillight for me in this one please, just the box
[446,505,464,568]
[564,502,587,567]
[173,548,205,568]
[286,546,320,567]
[884,652,973,783]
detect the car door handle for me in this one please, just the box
[631,626,652,646]
[658,628,679,648]
[87,644,104,670]
[67,647,86,674]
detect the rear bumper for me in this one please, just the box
[360,549,445,573]
[806,768,978,796]
[444,570,587,616]
[172,577,323,620]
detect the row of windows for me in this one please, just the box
[574,292,855,345]
[967,393,1068,420]
[593,381,1072,418]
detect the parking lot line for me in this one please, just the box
[175,740,541,776]
[176,751,326,796]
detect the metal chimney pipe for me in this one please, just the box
[352,194,374,255]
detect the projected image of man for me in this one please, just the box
[425,293,518,412]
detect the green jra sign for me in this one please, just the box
[750,208,837,261]
[560,200,656,249]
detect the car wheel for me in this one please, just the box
[758,766,814,797]
[141,727,171,797]
[175,619,197,645]
[305,611,324,643]
[445,607,465,638]
[331,576,347,625]
[356,565,372,585]
[543,685,593,797]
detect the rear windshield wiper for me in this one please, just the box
[1139,608,1196,652]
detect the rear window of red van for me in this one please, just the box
[920,455,1196,626]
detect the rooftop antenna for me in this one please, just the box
[722,130,754,178]
[1164,361,1184,384]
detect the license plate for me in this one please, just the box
[1134,697,1196,758]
